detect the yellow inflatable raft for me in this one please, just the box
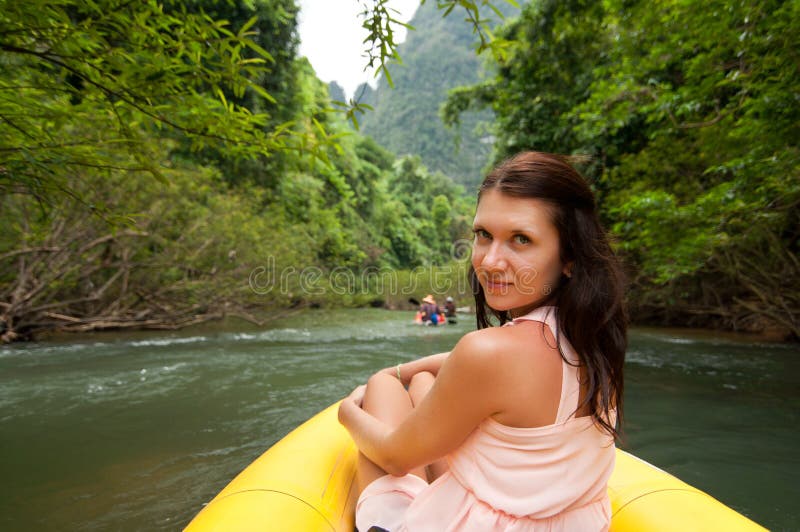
[185,403,766,531]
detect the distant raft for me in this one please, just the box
[185,403,766,531]
[413,311,448,325]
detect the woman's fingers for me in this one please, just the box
[348,384,367,407]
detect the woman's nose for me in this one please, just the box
[480,241,507,270]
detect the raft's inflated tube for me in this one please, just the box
[609,449,765,531]
[185,403,766,531]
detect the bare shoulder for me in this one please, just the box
[435,328,513,386]
[439,321,564,427]
[454,321,560,365]
[448,327,514,368]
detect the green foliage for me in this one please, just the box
[420,0,520,57]
[0,148,311,338]
[0,0,497,341]
[0,104,478,340]
[0,0,295,201]
[359,0,414,88]
[445,0,799,336]
[577,0,800,292]
[163,0,304,182]
[442,0,608,165]
[384,260,473,309]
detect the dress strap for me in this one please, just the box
[505,306,581,423]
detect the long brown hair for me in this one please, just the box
[470,151,627,440]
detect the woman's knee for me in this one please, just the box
[362,371,410,417]
[366,370,400,392]
[409,371,435,387]
[408,371,435,406]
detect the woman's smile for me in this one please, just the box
[484,279,513,293]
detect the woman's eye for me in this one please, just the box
[513,234,530,244]
[474,229,490,240]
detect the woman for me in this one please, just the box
[339,152,627,531]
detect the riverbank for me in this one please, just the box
[30,302,798,346]
[15,308,796,353]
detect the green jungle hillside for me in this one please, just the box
[1,0,797,342]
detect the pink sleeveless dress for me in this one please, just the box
[356,305,615,532]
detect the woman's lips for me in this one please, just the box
[485,280,512,292]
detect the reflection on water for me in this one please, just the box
[0,309,797,530]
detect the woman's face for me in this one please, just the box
[471,189,570,316]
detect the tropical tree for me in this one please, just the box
[0,0,514,342]
[444,0,799,338]
[0,0,298,203]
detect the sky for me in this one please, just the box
[297,0,420,99]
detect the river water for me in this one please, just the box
[0,309,797,531]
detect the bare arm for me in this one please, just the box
[339,333,502,476]
[378,351,450,385]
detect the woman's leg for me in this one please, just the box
[407,370,435,408]
[357,372,427,495]
[407,371,450,482]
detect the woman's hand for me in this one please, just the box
[377,365,404,385]
[346,384,367,408]
[377,366,397,379]
[375,352,450,386]
[339,384,368,428]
